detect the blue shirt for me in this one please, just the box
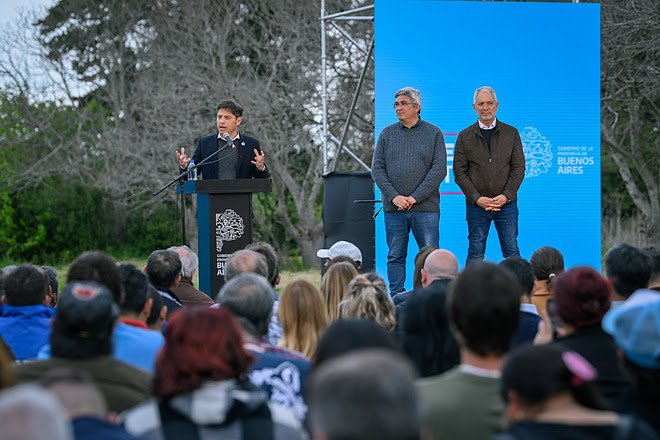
[37,320,164,373]
[113,321,165,373]
[0,304,55,360]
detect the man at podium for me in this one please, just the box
[176,99,269,179]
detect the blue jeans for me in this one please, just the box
[384,211,440,294]
[466,201,519,263]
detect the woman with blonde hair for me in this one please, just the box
[320,261,358,324]
[339,273,396,331]
[278,279,327,359]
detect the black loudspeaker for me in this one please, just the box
[321,172,375,272]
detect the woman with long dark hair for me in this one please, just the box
[490,344,658,440]
[530,246,564,316]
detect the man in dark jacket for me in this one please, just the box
[145,249,183,317]
[396,249,461,377]
[499,256,542,347]
[454,86,525,264]
[16,281,152,413]
[168,245,213,307]
[175,99,269,180]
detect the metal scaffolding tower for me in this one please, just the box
[320,1,374,176]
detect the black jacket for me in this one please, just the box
[190,133,269,180]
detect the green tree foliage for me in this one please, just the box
[0,178,113,262]
[36,0,154,114]
[0,177,179,264]
[120,200,181,256]
[0,92,177,263]
[19,0,374,265]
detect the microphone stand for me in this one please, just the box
[354,199,383,219]
[152,139,235,245]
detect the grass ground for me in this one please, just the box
[276,269,322,294]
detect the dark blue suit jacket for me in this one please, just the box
[512,310,542,348]
[190,133,269,179]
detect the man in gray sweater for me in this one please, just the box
[372,87,447,295]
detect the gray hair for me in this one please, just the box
[245,242,280,287]
[224,249,268,281]
[308,349,424,440]
[395,87,422,108]
[215,272,274,337]
[474,86,497,104]
[167,245,199,279]
[0,384,73,440]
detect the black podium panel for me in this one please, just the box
[207,193,253,296]
[321,172,375,272]
[184,179,271,297]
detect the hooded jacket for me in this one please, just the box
[0,304,55,360]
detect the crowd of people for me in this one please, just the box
[0,240,659,440]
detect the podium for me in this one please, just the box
[183,179,272,298]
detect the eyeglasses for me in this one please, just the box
[393,101,415,108]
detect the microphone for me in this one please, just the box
[222,132,234,148]
[198,133,235,169]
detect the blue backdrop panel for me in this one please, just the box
[374,0,601,290]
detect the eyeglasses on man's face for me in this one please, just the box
[393,101,416,108]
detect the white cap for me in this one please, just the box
[316,241,362,264]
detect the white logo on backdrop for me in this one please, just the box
[215,209,244,252]
[521,127,552,177]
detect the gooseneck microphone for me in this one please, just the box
[222,132,234,147]
[153,133,236,197]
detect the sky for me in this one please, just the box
[0,0,55,26]
[0,0,66,95]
